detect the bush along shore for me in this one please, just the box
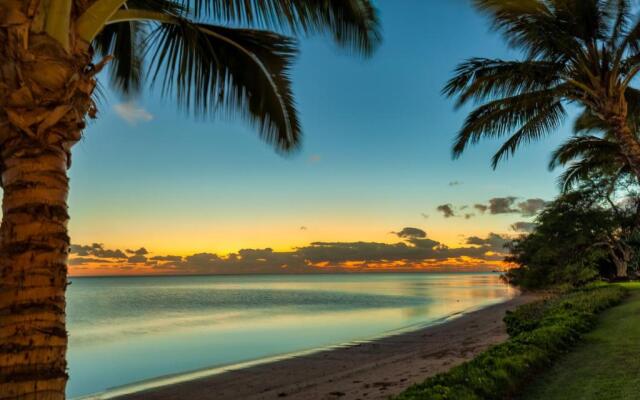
[394,285,628,400]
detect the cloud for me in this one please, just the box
[464,213,475,219]
[300,226,308,231]
[394,227,427,239]
[448,181,462,186]
[113,102,153,125]
[465,233,510,253]
[511,221,537,233]
[70,243,126,259]
[421,213,429,219]
[69,229,511,275]
[126,247,149,256]
[437,204,455,218]
[127,254,148,263]
[488,197,519,214]
[308,154,322,163]
[470,197,547,217]
[159,250,310,275]
[70,243,101,256]
[517,198,547,217]
[150,255,183,262]
[69,257,114,266]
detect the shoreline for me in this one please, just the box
[83,293,537,400]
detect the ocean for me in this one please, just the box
[66,273,515,398]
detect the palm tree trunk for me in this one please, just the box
[0,138,71,400]
[0,7,96,397]
[610,116,640,180]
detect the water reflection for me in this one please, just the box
[67,273,513,398]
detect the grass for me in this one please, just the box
[519,282,640,400]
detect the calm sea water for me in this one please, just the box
[66,273,515,398]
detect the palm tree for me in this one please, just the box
[0,1,380,398]
[444,0,640,179]
[549,107,640,278]
[549,86,640,189]
[550,115,631,192]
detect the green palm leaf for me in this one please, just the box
[89,0,379,154]
[146,20,301,151]
[94,20,145,95]
[183,0,381,56]
[452,87,566,157]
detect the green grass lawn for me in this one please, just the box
[519,283,640,400]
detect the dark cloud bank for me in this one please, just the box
[69,228,511,275]
[437,197,547,219]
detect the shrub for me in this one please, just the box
[394,286,627,400]
[504,285,627,337]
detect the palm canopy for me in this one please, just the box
[550,128,629,191]
[443,0,640,170]
[51,0,380,153]
[550,88,640,191]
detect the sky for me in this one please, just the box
[64,0,576,275]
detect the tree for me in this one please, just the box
[549,90,640,190]
[444,0,640,180]
[505,190,609,289]
[549,117,629,192]
[505,179,640,289]
[0,1,380,398]
[550,132,628,191]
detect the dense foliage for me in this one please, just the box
[394,285,627,400]
[504,177,640,289]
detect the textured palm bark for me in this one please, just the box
[0,2,97,398]
[611,119,640,182]
[593,90,640,181]
[0,138,71,400]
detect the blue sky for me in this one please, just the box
[67,1,575,269]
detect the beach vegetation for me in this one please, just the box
[504,176,640,289]
[519,283,640,399]
[394,285,627,400]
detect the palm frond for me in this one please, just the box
[491,101,565,168]
[92,0,186,96]
[549,135,621,169]
[573,109,609,134]
[452,87,565,157]
[443,58,564,108]
[621,8,640,53]
[145,19,300,152]
[473,0,581,60]
[558,159,600,191]
[181,0,381,56]
[94,20,145,96]
[449,0,640,171]
[607,0,631,46]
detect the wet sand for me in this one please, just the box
[113,294,537,400]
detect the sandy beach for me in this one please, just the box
[110,293,537,400]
